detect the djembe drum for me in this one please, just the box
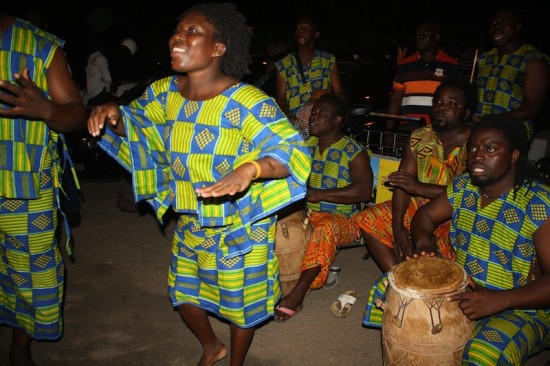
[378,256,474,365]
[275,205,313,297]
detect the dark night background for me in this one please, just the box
[6,0,550,104]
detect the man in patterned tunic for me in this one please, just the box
[410,118,550,364]
[385,20,462,129]
[274,94,373,321]
[353,77,477,273]
[274,15,347,122]
[475,6,550,140]
[0,6,87,365]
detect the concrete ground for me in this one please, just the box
[1,179,549,365]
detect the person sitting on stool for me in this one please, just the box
[274,94,373,321]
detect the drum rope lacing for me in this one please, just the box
[391,286,413,328]
[390,284,446,335]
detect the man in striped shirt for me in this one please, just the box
[386,20,462,130]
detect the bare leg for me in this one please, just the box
[177,303,228,366]
[274,265,320,321]
[9,328,35,366]
[228,324,255,366]
[363,231,397,273]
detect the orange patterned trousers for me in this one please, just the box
[301,211,361,289]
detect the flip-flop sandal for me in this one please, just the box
[274,304,303,322]
[330,290,357,318]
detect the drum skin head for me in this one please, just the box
[388,256,467,298]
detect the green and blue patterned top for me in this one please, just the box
[0,18,66,199]
[305,135,366,216]
[99,78,311,258]
[275,50,335,116]
[448,174,550,312]
[476,44,550,139]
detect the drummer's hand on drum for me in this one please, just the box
[393,225,414,260]
[409,240,438,259]
[87,102,124,137]
[447,276,505,320]
[407,249,437,260]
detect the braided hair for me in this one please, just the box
[178,3,252,79]
[471,119,540,198]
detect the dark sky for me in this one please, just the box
[11,0,550,85]
[21,0,550,46]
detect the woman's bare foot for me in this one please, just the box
[198,343,227,366]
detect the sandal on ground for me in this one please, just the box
[274,304,303,322]
[330,290,357,317]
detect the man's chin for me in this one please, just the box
[431,123,445,132]
[469,175,487,187]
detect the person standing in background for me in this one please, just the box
[84,34,115,106]
[475,5,550,141]
[274,14,347,122]
[0,6,87,365]
[385,20,462,130]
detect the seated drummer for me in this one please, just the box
[412,119,550,363]
[274,94,373,321]
[352,76,477,273]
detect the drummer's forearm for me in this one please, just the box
[391,190,410,229]
[411,192,452,253]
[410,218,438,253]
[501,277,550,310]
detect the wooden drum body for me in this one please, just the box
[379,256,474,366]
[275,207,312,297]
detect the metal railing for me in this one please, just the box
[347,111,424,158]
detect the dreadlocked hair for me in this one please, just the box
[471,118,539,198]
[179,3,252,79]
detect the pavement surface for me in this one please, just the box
[1,179,549,365]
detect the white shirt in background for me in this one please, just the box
[85,50,112,103]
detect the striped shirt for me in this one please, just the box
[393,50,461,124]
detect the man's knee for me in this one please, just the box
[462,337,524,366]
